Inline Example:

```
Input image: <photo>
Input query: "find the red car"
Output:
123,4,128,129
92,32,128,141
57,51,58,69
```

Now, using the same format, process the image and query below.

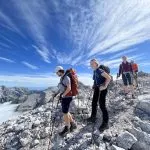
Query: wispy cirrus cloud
22,61,39,70
0,10,24,37
110,48,137,60
87,0,150,57
50,0,150,65
13,0,52,63
0,56,15,63
32,45,51,63
0,41,11,49
1,0,150,66
103,54,144,69
0,35,18,47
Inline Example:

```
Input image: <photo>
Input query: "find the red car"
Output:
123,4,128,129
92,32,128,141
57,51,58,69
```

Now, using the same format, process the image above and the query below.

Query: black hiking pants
91,87,109,124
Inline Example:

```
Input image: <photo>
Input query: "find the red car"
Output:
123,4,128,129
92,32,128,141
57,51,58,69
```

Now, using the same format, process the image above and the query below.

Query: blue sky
0,0,150,88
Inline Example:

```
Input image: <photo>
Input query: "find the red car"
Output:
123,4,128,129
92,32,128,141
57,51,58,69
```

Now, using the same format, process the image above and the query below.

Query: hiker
117,56,135,98
52,66,77,136
131,60,139,87
87,59,111,132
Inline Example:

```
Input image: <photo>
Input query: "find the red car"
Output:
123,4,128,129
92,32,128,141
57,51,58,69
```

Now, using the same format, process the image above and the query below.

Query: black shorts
61,97,72,114
122,73,133,86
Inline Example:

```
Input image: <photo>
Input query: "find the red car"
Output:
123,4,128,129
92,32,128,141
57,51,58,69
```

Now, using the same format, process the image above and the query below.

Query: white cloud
32,45,51,63
13,1,51,63
0,10,24,37
1,0,150,66
0,35,18,47
110,49,137,59
87,0,150,57
0,57,15,63
102,54,144,69
0,41,11,49
50,0,150,65
0,72,94,88
22,61,39,70
78,73,93,86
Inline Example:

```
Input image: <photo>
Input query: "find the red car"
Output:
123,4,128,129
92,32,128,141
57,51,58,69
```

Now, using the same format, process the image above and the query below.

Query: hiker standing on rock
87,59,111,132
117,56,135,98
53,66,78,136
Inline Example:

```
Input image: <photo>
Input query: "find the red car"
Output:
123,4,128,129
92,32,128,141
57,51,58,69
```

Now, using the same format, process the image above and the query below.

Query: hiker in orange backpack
52,66,78,136
131,60,139,87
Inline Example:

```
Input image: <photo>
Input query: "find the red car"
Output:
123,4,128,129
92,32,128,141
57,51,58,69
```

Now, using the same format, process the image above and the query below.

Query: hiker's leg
61,97,72,126
128,73,135,95
63,113,71,127
68,112,74,122
91,87,99,118
124,86,128,94
122,74,128,94
99,89,109,124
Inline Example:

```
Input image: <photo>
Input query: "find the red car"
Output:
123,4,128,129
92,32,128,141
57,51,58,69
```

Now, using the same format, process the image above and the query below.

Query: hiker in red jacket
117,56,135,98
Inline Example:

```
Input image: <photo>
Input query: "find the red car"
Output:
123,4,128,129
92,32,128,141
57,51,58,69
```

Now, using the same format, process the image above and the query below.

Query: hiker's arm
62,84,71,97
101,72,111,88
118,65,121,77
92,73,95,89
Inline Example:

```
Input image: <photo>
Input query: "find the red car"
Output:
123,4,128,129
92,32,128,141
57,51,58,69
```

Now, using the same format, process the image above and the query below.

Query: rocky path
0,76,150,150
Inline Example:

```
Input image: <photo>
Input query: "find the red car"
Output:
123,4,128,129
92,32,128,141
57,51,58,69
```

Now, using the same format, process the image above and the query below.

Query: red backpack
61,68,79,96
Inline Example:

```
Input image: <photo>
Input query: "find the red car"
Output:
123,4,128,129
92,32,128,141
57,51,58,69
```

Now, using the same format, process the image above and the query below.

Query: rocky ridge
0,76,150,150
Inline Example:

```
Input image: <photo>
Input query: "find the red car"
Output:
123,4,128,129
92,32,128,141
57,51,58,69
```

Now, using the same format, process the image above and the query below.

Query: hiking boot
99,122,109,132
87,117,96,123
124,93,128,97
70,122,77,132
132,94,136,99
59,126,70,136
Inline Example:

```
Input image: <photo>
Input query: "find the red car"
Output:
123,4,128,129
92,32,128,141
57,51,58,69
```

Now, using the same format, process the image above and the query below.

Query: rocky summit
0,75,150,150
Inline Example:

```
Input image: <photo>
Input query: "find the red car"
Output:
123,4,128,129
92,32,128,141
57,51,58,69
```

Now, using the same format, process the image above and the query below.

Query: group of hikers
52,56,139,137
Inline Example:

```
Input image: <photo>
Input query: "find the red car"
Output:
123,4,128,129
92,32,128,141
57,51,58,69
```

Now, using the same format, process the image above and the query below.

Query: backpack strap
60,72,70,87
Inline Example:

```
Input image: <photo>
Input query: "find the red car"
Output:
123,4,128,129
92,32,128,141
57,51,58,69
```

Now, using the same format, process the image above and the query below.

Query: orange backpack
61,68,79,96
132,63,138,72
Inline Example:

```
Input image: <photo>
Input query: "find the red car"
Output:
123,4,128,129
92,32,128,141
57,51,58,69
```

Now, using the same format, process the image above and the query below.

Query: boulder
127,127,150,146
135,99,150,116
133,117,150,134
111,145,125,150
116,131,137,149
19,138,30,147
131,141,150,150
31,139,40,147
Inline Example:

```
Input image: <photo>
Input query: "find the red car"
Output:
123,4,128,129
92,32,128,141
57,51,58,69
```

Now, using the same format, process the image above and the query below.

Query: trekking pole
136,74,141,95
115,74,119,97
136,81,141,95
85,89,93,122
47,95,61,150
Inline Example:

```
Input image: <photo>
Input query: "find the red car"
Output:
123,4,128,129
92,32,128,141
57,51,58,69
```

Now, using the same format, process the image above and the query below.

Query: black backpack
99,65,113,88
99,65,110,74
